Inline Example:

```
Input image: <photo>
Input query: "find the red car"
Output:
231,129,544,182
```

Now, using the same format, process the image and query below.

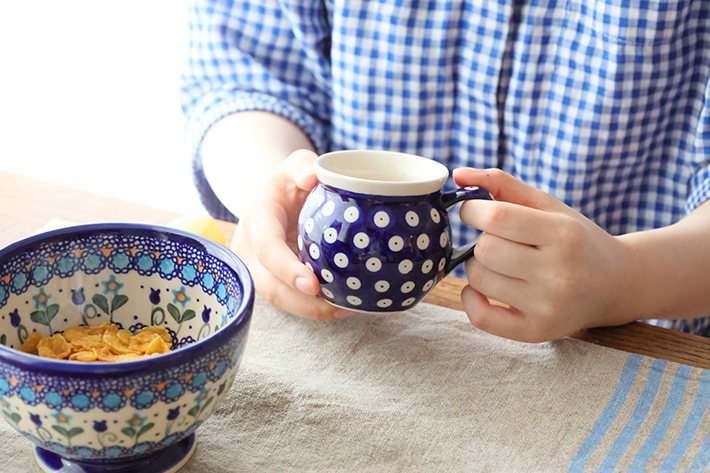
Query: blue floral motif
32,289,51,309
9,309,20,328
167,407,180,421
51,410,71,424
102,275,124,295
0,227,252,462
172,287,190,308
149,288,161,305
194,388,210,406
125,413,147,428
71,288,85,305
93,420,107,433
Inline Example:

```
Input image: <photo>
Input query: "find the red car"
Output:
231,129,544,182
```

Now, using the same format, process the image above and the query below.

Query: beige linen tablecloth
3,296,710,472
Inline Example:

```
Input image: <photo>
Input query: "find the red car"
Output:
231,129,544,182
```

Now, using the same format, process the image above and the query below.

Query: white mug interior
314,150,449,196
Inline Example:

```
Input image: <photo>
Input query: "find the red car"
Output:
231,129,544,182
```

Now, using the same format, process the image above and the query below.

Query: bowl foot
34,433,196,473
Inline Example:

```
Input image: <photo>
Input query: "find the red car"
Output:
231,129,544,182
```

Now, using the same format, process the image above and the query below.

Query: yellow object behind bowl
168,215,225,245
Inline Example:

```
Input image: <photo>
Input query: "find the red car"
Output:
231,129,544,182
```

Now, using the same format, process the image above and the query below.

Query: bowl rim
0,222,255,376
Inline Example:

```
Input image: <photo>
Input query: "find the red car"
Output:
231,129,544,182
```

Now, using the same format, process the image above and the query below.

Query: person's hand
231,149,357,321
453,168,638,342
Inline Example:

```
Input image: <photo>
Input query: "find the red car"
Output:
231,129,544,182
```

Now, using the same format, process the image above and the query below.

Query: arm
180,2,350,319
202,112,356,320
453,168,710,343
200,111,315,217
620,198,710,322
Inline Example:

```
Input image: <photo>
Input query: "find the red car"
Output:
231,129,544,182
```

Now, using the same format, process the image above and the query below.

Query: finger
461,286,556,343
461,285,544,342
281,149,319,191
234,227,356,321
453,168,568,213
472,232,539,280
247,200,320,294
460,199,558,247
252,255,355,321
464,257,527,311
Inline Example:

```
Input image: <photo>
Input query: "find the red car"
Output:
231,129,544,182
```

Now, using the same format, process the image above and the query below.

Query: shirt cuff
185,91,330,159
686,162,710,214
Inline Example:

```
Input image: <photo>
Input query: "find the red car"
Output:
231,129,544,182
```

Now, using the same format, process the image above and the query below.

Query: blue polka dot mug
297,150,492,313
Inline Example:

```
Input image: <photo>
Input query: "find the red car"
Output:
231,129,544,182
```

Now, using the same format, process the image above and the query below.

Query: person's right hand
231,149,357,321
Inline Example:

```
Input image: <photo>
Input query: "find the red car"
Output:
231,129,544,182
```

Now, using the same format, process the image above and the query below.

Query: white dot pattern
296,187,461,312
334,253,349,268
422,260,434,274
398,260,413,274
389,236,404,252
366,258,382,272
347,277,361,290
405,211,419,227
344,206,360,222
324,227,338,244
321,269,334,283
322,201,335,216
377,299,393,308
353,232,370,249
374,211,390,228
402,297,416,307
375,280,390,293
305,218,315,234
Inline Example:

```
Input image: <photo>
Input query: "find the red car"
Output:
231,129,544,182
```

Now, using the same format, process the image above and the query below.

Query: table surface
3,170,710,369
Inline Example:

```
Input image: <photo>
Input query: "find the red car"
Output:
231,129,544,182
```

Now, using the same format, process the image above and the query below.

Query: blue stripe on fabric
658,369,710,471
689,427,710,473
628,364,692,473
567,354,643,473
596,358,669,472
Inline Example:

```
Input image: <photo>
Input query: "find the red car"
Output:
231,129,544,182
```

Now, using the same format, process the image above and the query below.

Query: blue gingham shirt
180,0,710,335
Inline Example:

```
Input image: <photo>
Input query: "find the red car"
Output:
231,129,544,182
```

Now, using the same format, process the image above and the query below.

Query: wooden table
3,170,710,369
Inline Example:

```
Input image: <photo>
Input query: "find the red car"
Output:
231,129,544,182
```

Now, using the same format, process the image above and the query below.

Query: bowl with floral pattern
0,223,254,473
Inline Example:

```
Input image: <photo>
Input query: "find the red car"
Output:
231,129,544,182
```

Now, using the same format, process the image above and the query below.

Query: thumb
284,149,319,191
453,168,563,212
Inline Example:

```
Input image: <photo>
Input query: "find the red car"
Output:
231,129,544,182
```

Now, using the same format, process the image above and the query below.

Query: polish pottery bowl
0,224,254,473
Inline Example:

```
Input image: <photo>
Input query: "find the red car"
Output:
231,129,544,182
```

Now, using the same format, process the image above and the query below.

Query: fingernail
296,167,317,187
334,309,357,319
295,277,318,296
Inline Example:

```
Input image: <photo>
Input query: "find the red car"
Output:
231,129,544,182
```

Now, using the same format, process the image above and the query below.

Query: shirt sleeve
179,0,332,156
688,81,710,214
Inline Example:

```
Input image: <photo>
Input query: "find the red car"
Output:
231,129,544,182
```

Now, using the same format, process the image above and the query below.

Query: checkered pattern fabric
180,0,710,335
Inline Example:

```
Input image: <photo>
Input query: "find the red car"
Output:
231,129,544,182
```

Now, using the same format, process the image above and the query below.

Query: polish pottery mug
297,150,492,313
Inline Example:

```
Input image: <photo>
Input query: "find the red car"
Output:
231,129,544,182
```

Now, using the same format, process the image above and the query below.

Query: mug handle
440,186,493,275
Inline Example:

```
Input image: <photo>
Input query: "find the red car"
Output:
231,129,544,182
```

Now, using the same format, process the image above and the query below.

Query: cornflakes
18,322,172,361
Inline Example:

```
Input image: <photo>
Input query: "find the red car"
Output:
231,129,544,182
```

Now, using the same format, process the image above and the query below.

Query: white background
0,0,205,215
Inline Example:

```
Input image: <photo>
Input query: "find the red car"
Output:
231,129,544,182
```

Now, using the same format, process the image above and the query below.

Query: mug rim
314,150,449,196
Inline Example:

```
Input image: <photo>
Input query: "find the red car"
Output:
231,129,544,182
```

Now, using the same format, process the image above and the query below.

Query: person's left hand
453,168,638,343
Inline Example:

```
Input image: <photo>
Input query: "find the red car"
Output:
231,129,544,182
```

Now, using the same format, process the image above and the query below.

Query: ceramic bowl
0,223,254,473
